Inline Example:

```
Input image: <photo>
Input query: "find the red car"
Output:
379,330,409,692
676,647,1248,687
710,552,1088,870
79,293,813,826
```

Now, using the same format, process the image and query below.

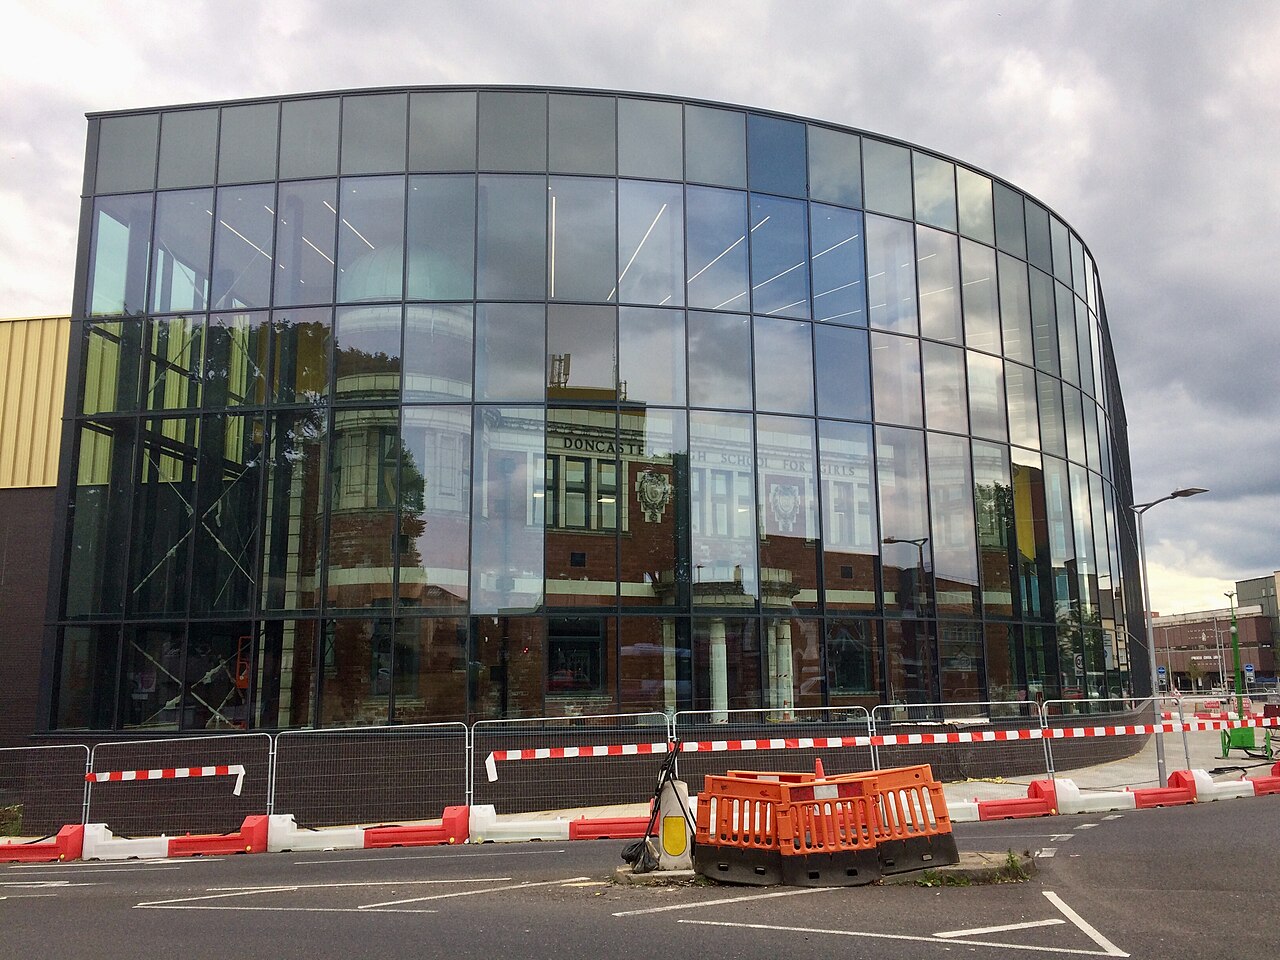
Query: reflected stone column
765,620,778,713
776,619,793,721
662,617,677,716
710,617,728,723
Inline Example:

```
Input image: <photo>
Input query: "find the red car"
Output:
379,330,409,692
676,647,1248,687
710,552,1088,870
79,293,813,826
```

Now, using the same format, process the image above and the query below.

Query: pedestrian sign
1157,665,1166,677
1244,663,1255,678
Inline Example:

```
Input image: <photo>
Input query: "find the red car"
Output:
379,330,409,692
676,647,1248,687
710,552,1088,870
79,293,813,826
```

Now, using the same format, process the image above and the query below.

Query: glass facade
49,88,1139,730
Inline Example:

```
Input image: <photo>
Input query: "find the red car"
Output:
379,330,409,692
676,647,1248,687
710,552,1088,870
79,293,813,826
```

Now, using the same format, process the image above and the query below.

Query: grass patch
0,804,22,837
995,849,1033,883
913,869,971,887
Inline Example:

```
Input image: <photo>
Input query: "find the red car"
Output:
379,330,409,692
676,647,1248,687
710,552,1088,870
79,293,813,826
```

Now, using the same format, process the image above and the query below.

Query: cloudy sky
3,0,1276,616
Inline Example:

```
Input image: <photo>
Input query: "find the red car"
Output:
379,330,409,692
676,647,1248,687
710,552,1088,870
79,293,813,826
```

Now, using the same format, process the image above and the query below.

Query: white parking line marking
0,881,98,888
937,918,1066,938
1039,847,1057,858
209,878,510,891
1044,891,1128,957
294,848,567,865
679,919,1122,956
562,881,610,887
358,876,590,909
1103,815,1123,821
613,887,835,917
6,867,180,876
1051,834,1075,842
140,887,300,907
139,904,440,914
1077,823,1098,830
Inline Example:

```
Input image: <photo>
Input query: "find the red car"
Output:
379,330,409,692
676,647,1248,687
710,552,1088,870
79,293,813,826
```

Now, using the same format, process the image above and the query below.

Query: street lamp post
1224,590,1244,717
1131,486,1208,787
882,536,929,612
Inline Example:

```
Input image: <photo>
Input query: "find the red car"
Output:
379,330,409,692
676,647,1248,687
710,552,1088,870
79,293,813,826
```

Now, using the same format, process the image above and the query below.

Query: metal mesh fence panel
1041,696,1186,779
673,707,874,795
272,723,467,827
87,734,272,835
0,745,90,836
473,712,671,814
870,701,1049,783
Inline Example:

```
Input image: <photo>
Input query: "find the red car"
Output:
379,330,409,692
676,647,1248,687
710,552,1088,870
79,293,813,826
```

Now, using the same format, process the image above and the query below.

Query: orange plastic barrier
978,780,1058,821
1128,784,1196,809
363,806,469,848
0,824,84,863
1249,761,1280,796
167,815,268,857
568,815,654,840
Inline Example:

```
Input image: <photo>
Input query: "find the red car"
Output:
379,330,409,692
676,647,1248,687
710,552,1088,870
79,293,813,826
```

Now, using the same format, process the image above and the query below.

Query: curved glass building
47,87,1143,732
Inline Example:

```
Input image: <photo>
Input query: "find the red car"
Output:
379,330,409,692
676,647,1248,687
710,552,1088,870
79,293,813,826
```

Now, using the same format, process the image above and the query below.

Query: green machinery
1219,593,1274,760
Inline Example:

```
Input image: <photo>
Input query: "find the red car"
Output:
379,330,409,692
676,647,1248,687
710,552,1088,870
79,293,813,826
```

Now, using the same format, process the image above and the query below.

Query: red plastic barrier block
1129,785,1195,809
568,816,655,840
168,815,268,857
364,807,469,848
1250,765,1280,797
1027,780,1058,810
0,824,84,863
1166,770,1198,796
977,796,1054,821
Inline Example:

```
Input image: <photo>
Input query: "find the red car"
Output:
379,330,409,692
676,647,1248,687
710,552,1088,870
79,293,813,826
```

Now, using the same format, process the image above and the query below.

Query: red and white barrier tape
483,716,1280,781
87,764,247,796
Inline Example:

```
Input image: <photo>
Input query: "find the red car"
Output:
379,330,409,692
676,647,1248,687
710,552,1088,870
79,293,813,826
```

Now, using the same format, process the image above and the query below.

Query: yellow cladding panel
0,316,71,488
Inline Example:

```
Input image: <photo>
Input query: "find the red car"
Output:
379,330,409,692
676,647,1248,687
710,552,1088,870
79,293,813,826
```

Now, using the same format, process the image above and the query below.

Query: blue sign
1157,665,1166,677
1244,663,1255,677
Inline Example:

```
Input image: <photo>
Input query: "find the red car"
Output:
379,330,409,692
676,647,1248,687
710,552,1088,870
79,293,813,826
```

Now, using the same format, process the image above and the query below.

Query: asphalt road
3,799,1277,959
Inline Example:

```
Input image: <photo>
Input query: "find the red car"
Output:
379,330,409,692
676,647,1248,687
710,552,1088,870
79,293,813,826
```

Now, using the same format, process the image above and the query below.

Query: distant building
1151,603,1276,692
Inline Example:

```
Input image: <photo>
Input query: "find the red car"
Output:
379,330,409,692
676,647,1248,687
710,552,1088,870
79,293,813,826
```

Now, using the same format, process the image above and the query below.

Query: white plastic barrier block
467,804,571,843
1053,778,1136,815
81,823,171,861
267,814,366,853
948,800,981,823
1188,769,1256,802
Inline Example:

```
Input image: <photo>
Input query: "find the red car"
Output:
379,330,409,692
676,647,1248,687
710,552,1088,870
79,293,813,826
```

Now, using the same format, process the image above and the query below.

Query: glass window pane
689,411,757,603
144,315,203,410
871,332,922,427
1050,215,1072,283
54,626,120,729
807,125,861,208
972,440,1016,618
274,179,337,307
827,619,881,706
212,184,275,310
1024,199,1053,274
1056,282,1080,385
318,617,393,725
1005,361,1040,450
64,422,132,616
336,176,405,303
814,325,870,421
470,406,545,613
916,226,961,343
685,186,748,311
618,179,684,306
279,98,340,180
404,303,473,402
261,407,327,611
341,93,407,175
938,621,982,701
866,215,917,334
120,625,183,730
876,426,930,614
993,182,1026,258
750,195,809,318
618,98,682,180
546,409,619,606
684,105,745,187
476,175,547,299
619,616,687,711
818,420,877,610
206,310,269,408
967,350,1006,441
390,617,468,721
756,415,818,605
469,616,545,718
1037,372,1067,458
809,203,865,325
88,193,153,317
998,253,1033,364
409,91,477,172
474,302,544,402
96,113,159,194
753,317,813,415
130,416,199,614
912,152,956,231
547,304,616,396
407,174,475,300
885,619,939,703
399,408,471,613
922,341,967,434
619,306,685,405
158,109,218,188
956,167,994,244
477,90,547,172
927,432,978,615
335,305,402,400
1030,267,1059,374
191,414,264,614
254,620,318,727
862,139,912,219
271,307,332,405
549,176,616,302
620,410,688,609
959,238,998,351
1075,298,1095,398
1062,386,1086,464
692,617,760,711
687,311,751,409
82,319,143,415
747,114,805,197
218,102,278,184
549,93,616,175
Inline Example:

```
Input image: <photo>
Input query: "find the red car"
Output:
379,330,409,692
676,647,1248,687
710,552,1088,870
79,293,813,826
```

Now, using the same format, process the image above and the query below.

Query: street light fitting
882,535,928,546
1131,487,1208,514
